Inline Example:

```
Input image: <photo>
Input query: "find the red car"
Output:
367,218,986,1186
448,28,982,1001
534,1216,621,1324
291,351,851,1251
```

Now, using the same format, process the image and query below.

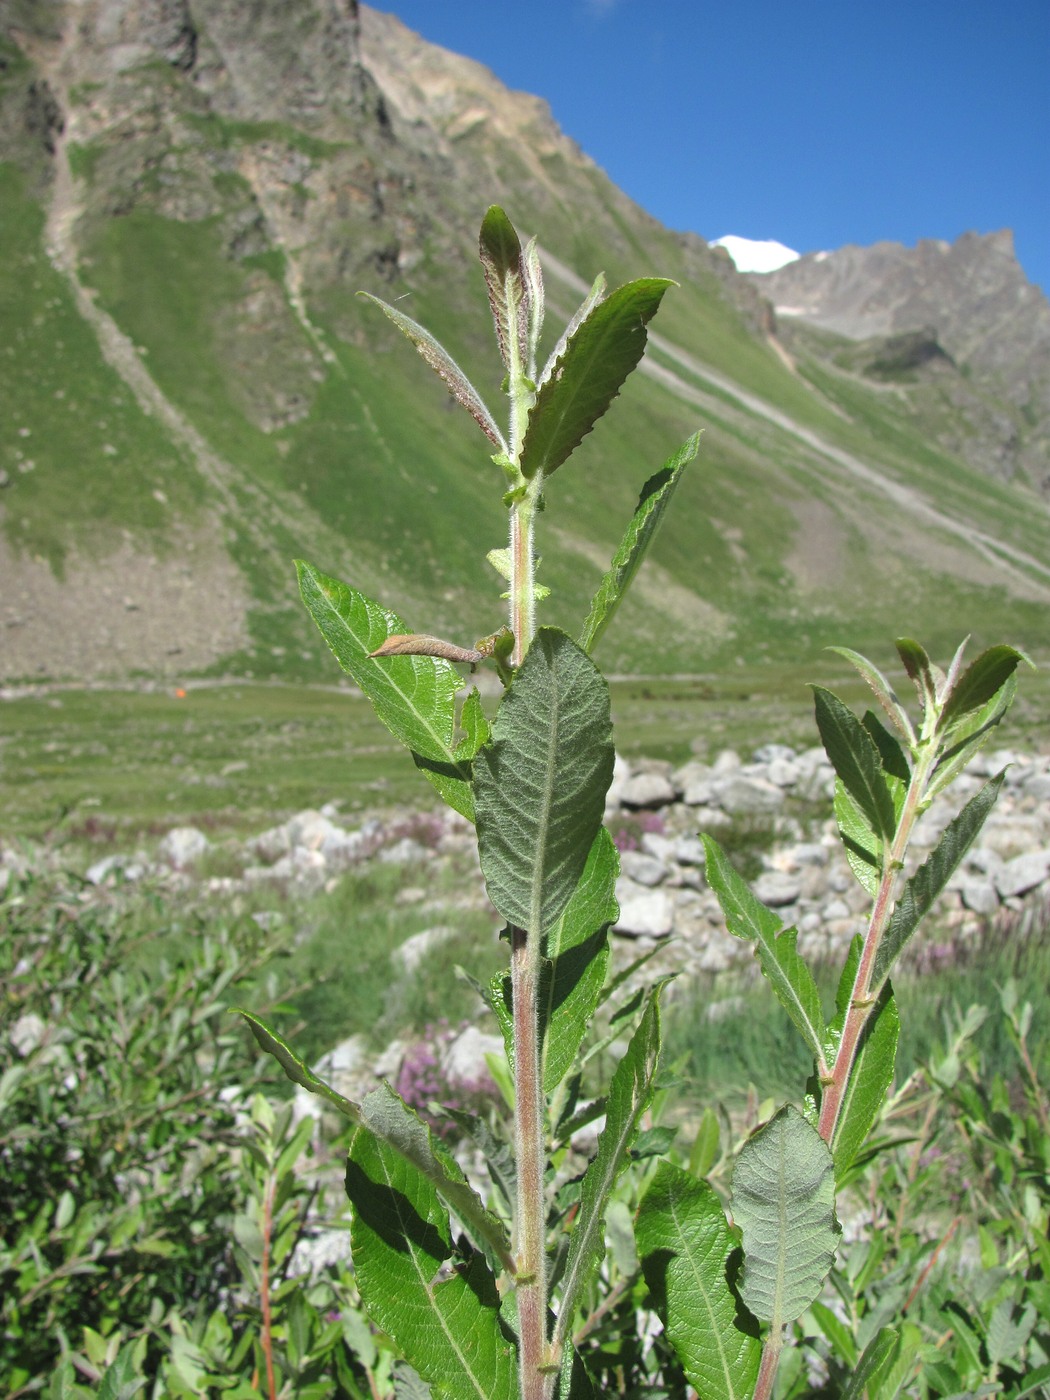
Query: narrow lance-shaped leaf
359,1086,513,1268
840,1327,901,1400
456,687,490,762
895,637,938,715
552,988,663,1358
872,772,1006,990
701,836,827,1067
479,205,528,370
812,686,897,841
579,432,700,654
825,645,915,745
297,561,475,821
358,292,507,453
637,1162,761,1399
522,236,545,377
829,983,900,1183
538,271,606,387
732,1105,840,1329
239,1010,362,1120
474,628,614,936
519,278,674,480
861,710,911,785
937,644,1029,736
240,1016,513,1267
809,1300,858,1369
346,1120,517,1400
833,782,882,898
928,672,1016,798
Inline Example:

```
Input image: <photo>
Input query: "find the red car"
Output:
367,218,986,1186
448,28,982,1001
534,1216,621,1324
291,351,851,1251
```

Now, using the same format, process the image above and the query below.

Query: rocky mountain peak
749,230,1050,492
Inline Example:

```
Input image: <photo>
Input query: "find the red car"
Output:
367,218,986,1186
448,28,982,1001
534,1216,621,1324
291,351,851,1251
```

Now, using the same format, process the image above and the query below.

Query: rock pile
16,740,1035,972
4,741,1047,983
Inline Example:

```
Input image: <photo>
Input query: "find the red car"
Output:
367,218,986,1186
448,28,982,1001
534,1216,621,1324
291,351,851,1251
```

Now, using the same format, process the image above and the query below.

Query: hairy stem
511,923,551,1400
509,496,536,668
752,1327,783,1400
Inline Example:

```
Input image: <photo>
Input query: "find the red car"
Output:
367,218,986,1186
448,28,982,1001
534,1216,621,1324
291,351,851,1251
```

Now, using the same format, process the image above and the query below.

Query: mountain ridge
747,229,1050,492
1,0,1048,685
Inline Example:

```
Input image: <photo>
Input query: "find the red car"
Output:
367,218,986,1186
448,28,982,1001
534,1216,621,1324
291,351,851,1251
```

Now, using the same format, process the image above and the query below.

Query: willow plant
241,207,1026,1400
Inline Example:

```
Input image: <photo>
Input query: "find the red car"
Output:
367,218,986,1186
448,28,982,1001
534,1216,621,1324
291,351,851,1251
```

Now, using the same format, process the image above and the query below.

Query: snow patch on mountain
713,235,801,274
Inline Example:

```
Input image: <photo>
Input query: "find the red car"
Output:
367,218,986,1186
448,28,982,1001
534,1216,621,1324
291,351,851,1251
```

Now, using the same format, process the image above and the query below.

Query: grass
662,907,1050,1108
0,667,871,844
269,859,505,1067
0,167,205,570
0,683,418,842
3,656,1047,844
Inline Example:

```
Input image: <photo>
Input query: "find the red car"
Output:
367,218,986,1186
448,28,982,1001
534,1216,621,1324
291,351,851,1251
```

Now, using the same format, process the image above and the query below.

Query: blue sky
370,1,1050,294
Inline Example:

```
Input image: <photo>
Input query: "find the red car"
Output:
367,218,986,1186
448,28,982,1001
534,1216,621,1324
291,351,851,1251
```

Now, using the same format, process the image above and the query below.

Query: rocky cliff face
750,232,1050,492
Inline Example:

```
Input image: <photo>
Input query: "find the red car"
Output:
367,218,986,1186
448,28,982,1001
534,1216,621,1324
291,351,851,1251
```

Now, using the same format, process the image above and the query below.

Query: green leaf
872,773,1005,990
809,1299,858,1368
358,292,506,451
938,644,1029,736
840,1326,900,1400
928,673,1015,798
895,637,938,713
245,1016,512,1267
833,781,882,898
986,1299,1037,1365
579,433,700,654
479,205,527,371
701,836,827,1065
519,278,674,480
346,1123,517,1400
239,1010,362,1120
689,1106,721,1179
538,272,607,387
439,1107,516,1215
522,237,545,373
554,988,663,1352
825,646,914,744
44,1364,84,1400
474,629,614,936
637,1162,761,1399
732,1105,840,1328
359,1086,513,1269
96,1348,147,1400
297,561,475,820
861,711,911,785
455,687,490,761
540,826,619,1093
830,984,900,1182
812,687,897,841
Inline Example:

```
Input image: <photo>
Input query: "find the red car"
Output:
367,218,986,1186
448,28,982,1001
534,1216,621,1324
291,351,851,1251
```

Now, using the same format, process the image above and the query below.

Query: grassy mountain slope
2,1,1048,686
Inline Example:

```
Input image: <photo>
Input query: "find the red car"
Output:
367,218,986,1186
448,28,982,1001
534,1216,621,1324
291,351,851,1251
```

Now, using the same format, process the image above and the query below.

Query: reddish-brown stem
510,924,551,1400
818,756,933,1145
903,1216,959,1313
752,1328,783,1400
260,1174,278,1400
